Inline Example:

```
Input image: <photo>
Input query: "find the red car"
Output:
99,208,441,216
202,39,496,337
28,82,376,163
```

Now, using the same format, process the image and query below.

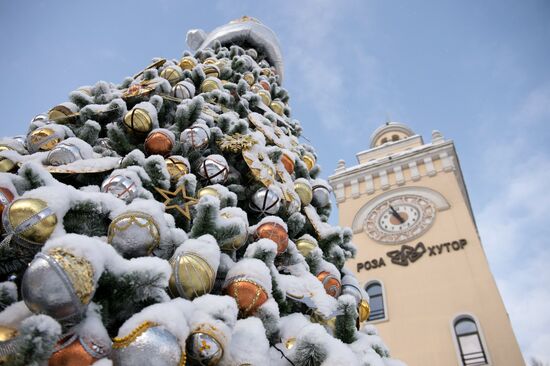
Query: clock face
365,194,436,244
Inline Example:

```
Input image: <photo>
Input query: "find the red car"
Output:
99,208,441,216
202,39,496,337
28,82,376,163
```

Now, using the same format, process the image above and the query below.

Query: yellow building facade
328,122,524,366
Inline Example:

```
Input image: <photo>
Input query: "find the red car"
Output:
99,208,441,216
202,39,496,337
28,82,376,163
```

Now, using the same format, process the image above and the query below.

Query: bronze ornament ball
144,129,174,157
255,221,289,255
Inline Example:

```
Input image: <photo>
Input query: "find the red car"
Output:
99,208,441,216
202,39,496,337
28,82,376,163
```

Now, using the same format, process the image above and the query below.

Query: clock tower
328,122,524,366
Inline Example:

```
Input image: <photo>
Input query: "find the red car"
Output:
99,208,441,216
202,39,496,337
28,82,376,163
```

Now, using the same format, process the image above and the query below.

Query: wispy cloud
476,83,550,362
278,0,388,136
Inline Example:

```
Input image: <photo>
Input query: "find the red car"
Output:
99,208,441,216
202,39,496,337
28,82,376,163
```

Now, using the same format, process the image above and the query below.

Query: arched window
365,281,386,321
380,137,388,145
392,134,399,141
453,315,488,365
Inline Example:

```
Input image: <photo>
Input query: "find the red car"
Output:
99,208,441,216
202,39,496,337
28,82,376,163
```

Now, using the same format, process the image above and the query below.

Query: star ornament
154,185,197,220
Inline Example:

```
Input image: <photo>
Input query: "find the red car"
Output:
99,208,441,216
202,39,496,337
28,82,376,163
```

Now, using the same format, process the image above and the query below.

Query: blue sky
1,0,549,362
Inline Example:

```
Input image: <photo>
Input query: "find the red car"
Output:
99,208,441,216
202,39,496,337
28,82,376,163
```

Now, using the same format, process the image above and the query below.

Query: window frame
364,279,389,323
450,313,491,366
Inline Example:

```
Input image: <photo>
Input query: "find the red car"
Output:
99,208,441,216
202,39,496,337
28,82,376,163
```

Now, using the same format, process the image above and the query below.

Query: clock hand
389,205,405,224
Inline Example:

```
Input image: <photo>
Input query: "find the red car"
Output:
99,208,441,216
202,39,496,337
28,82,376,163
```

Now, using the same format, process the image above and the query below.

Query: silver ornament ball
21,253,92,323
111,325,183,366
101,175,138,203
249,187,281,216
199,155,229,184
180,125,210,150
108,212,161,258
30,113,50,124
46,142,83,166
186,332,223,366
312,185,331,208
172,80,196,100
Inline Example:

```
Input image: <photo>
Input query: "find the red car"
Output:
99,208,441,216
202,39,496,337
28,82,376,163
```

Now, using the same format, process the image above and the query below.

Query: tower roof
369,122,415,148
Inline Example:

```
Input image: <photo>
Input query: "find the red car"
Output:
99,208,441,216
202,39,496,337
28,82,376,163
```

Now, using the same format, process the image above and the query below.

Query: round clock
364,194,436,244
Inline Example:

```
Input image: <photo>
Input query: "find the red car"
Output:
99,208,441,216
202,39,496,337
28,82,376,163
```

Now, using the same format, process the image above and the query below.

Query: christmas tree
0,17,405,366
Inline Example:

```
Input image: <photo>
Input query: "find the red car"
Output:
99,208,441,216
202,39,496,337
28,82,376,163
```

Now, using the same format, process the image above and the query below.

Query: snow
20,313,62,339
92,359,113,366
0,137,27,154
192,295,238,329
289,322,358,366
244,238,278,260
229,317,271,365
76,303,111,349
0,174,17,196
0,281,17,302
47,156,121,173
0,301,33,327
351,331,391,361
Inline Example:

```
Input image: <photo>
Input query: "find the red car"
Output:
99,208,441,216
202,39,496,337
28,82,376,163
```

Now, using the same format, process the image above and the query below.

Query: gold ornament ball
5,198,57,245
169,252,215,300
250,84,261,94
144,130,174,157
160,66,182,86
218,211,248,251
48,104,77,124
358,299,371,323
179,56,197,70
280,153,295,174
255,222,288,255
197,186,221,200
284,338,296,350
0,325,17,341
0,146,15,172
28,127,61,152
257,89,271,106
294,181,313,206
270,100,285,116
225,279,268,316
201,77,223,93
0,325,17,363
260,68,273,77
165,156,190,184
243,72,255,85
202,64,220,78
202,57,218,65
123,108,153,135
295,237,318,257
302,153,316,171
316,271,341,298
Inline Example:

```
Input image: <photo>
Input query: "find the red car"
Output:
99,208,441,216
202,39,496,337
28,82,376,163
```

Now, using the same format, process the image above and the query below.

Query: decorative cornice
328,140,455,188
